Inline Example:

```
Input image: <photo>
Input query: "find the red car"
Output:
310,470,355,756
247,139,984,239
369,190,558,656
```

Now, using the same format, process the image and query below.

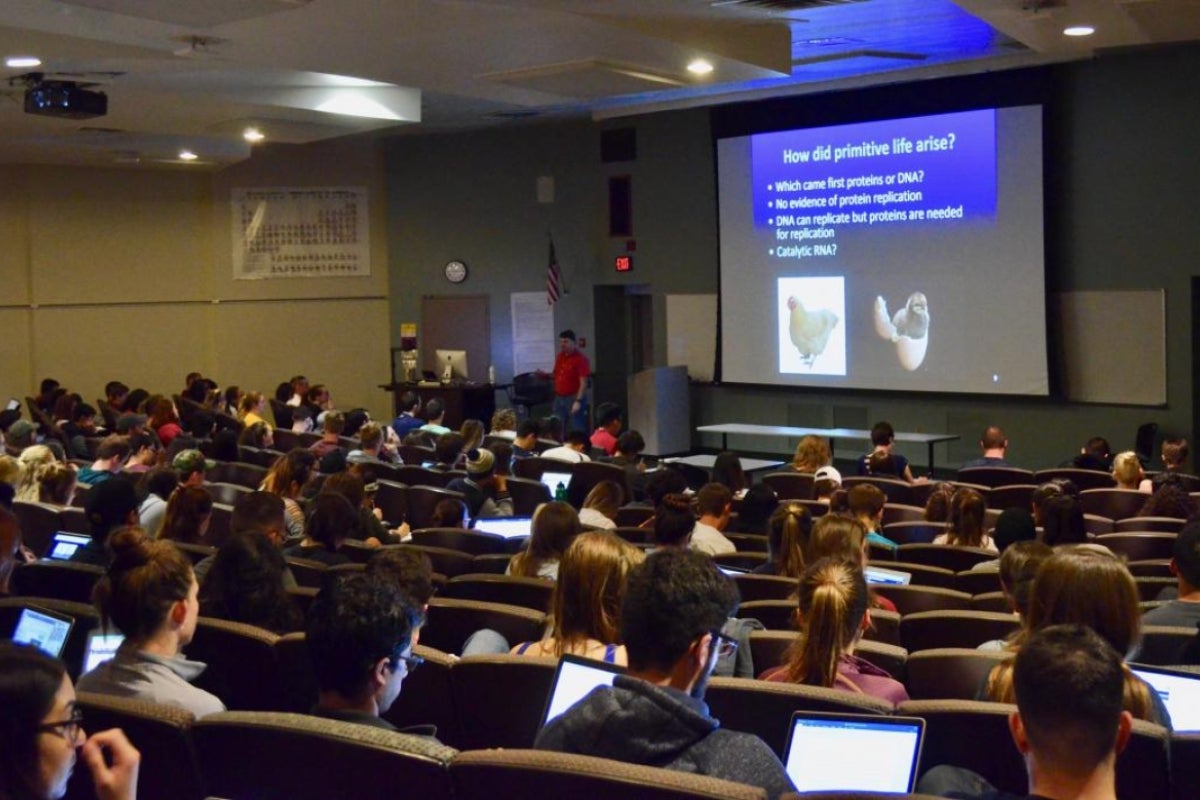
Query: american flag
547,239,563,305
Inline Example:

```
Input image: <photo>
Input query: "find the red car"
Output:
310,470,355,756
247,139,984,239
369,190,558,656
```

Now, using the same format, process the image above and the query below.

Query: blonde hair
782,558,868,688
548,531,645,656
0,455,21,488
767,502,813,578
582,480,624,521
792,435,831,473
37,463,77,506
14,445,57,503
1112,451,1142,489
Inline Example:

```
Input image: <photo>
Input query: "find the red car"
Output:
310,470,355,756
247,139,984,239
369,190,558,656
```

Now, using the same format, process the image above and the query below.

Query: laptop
1131,664,1200,732
539,653,625,729
540,471,573,497
718,564,750,576
472,516,533,539
82,630,125,673
783,711,925,793
11,605,74,658
44,531,91,561
865,565,913,586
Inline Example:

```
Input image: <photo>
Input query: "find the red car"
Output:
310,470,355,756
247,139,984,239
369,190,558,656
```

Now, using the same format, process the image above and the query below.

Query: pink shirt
590,427,618,456
759,654,909,706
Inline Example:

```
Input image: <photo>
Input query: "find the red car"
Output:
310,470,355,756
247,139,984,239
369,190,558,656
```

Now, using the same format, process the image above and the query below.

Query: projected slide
718,106,1048,396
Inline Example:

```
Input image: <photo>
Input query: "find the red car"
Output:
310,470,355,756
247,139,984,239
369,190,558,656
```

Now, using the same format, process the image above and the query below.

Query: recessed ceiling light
243,127,265,143
179,150,198,161
5,56,42,68
1063,25,1095,37
687,59,714,76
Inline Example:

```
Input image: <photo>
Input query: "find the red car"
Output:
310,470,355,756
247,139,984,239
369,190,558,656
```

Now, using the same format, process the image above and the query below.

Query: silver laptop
82,630,125,673
783,710,925,793
1131,664,1200,732
472,516,533,539
865,565,912,586
44,531,91,561
11,605,74,658
539,653,625,729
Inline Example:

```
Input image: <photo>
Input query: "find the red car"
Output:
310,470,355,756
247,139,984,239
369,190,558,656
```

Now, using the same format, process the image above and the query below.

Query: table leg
928,442,936,474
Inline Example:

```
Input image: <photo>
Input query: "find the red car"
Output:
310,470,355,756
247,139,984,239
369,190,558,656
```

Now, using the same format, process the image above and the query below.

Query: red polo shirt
553,350,590,397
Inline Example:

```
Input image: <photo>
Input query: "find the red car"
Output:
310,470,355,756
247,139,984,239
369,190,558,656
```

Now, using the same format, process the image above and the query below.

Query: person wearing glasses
0,642,140,800
305,572,435,739
535,549,795,799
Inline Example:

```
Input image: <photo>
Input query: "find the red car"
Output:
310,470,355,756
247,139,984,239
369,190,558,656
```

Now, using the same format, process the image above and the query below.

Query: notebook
11,606,74,658
473,516,533,539
540,471,573,497
783,711,925,793
539,653,625,729
865,565,912,585
82,630,125,673
44,531,91,561
1131,664,1200,732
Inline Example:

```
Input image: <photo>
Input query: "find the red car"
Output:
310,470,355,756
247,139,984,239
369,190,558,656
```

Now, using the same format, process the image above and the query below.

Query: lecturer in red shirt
552,329,590,434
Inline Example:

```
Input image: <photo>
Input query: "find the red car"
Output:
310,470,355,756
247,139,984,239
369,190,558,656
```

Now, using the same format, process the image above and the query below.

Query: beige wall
0,136,393,422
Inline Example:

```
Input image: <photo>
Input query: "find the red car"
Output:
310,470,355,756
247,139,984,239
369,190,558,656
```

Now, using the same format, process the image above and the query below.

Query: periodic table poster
232,187,369,279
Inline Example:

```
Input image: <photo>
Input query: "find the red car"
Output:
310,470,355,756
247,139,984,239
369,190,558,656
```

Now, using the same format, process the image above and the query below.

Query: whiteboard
1053,290,1165,406
666,293,717,382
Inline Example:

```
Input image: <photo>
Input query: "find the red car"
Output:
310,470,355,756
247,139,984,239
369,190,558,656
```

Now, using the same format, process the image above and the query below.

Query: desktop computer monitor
435,349,469,382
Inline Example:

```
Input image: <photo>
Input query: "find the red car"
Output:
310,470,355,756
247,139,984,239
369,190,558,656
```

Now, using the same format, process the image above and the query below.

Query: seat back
511,456,573,483
855,639,909,682
985,484,1037,510
880,504,927,525
11,560,105,604
11,500,63,556
1172,733,1200,800
713,551,769,571
398,544,476,578
864,608,902,647
441,574,554,612
374,479,408,526
407,486,468,529
285,556,329,589
421,597,547,655
904,648,1008,700
881,521,947,545
726,533,769,553
1079,488,1152,520
205,481,251,506
899,610,1020,652
382,644,462,747
1033,468,1117,490
412,528,511,555
187,617,281,710
72,692,202,800
898,699,1025,793
706,677,893,758
448,654,557,749
895,544,995,572
736,600,797,631
1094,533,1177,562
507,476,552,515
760,472,815,500
173,541,216,565
471,553,513,574
868,584,973,616
59,506,89,534
568,461,634,507
1137,625,1197,666
954,569,1002,596
1115,516,1186,533
732,573,796,602
747,630,795,674
192,711,457,800
206,461,269,490
843,476,914,505
880,562,956,590
615,505,654,527
448,749,766,800
955,467,1035,488
970,591,1011,613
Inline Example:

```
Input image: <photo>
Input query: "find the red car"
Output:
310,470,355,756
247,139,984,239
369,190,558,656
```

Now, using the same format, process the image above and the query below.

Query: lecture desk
695,423,959,473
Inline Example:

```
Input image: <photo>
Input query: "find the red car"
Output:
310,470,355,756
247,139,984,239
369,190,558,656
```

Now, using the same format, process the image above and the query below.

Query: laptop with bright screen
45,531,91,561
540,471,573,496
865,565,912,586
539,653,625,730
472,516,533,539
784,711,924,793
11,606,74,658
1131,665,1200,732
83,630,125,673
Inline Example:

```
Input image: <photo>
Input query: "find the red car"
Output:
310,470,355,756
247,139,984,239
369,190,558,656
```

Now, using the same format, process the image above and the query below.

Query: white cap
814,465,842,485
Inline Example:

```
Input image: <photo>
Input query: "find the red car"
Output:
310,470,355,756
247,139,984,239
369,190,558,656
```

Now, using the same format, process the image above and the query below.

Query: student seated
535,549,795,799
282,494,358,567
759,558,909,705
752,501,813,577
199,532,303,634
0,642,140,800
507,501,581,580
932,488,997,552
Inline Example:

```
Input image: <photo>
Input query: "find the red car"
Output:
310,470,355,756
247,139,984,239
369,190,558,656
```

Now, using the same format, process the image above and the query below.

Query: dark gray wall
385,45,1200,471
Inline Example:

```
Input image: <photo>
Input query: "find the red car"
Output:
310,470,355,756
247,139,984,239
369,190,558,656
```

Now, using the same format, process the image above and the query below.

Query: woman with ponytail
760,557,908,704
933,487,996,551
76,528,225,717
753,501,812,577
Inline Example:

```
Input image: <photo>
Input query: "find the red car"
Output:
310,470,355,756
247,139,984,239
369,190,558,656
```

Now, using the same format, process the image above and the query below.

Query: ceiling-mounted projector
24,80,108,119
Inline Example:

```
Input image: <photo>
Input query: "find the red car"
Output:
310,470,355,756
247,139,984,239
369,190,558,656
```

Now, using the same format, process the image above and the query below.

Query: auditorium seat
955,467,1034,488
881,521,947,545
407,487,468,529
726,532,769,553
206,461,268,490
284,556,328,589
398,445,436,467
865,609,902,647
337,539,376,564
420,598,547,655
1094,533,1177,562
903,648,1008,700
192,711,457,800
11,500,63,557
897,699,1026,794
868,585,973,616
761,472,815,500
512,456,574,483
470,553,514,574
399,544,476,578
713,551,769,571
954,569,1002,596
1136,625,1197,666
507,476,552,515
1084,513,1116,535
71,692,202,800
614,526,652,545
1171,733,1200,800
895,544,995,572
615,505,654,527
374,479,408,526
187,617,282,711
737,600,797,631
843,476,913,505
1126,560,1172,578
969,592,1011,613
59,506,89,534
394,465,447,487
205,481,251,506
411,528,511,556
855,639,909,682
11,560,105,604
878,562,956,590
440,574,554,612
1114,516,1186,533
208,502,233,546
880,504,927,525
448,749,766,800
899,610,1020,652
1033,468,1116,491
1135,577,1176,602
706,677,893,758
732,573,796,602
382,644,461,748
173,541,216,565
1079,488,1153,521
985,484,1037,511
448,654,558,749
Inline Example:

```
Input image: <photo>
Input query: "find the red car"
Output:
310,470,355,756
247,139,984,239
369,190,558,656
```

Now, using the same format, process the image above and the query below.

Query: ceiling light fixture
1063,25,1095,37
316,93,403,120
687,59,714,76
179,150,198,161
243,127,265,143
5,56,42,68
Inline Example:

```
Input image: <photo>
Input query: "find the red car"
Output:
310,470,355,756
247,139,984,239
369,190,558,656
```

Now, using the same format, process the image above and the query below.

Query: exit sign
615,255,633,272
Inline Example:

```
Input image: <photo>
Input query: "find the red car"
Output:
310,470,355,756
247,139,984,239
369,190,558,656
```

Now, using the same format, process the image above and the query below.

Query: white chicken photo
873,291,930,371
777,277,847,375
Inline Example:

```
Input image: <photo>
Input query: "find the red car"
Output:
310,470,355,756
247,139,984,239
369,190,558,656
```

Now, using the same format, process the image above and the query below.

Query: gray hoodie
534,675,795,799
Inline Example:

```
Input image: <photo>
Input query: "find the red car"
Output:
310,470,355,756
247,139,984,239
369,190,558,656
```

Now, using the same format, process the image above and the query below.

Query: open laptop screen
784,711,924,793
1131,665,1200,732
83,630,125,673
11,606,74,658
540,471,573,497
864,565,912,586
540,653,625,730
45,531,91,561
472,516,533,539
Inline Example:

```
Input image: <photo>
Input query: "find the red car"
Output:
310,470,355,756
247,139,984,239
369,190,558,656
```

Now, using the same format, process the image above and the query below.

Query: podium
628,366,690,456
